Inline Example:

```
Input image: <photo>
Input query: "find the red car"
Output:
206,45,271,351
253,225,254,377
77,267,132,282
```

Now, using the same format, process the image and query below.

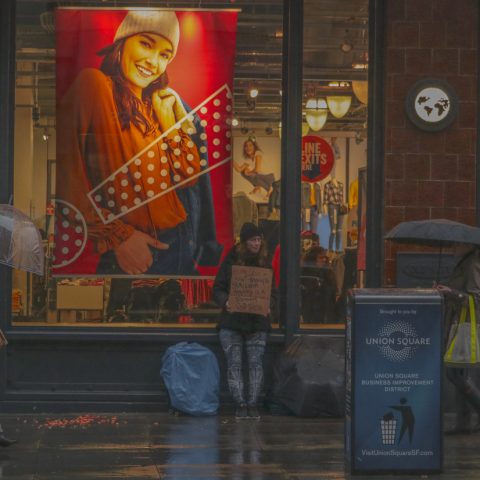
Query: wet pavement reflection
0,411,475,479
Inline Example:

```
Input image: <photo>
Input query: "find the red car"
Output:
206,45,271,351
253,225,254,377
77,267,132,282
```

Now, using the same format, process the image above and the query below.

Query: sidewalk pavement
0,411,475,479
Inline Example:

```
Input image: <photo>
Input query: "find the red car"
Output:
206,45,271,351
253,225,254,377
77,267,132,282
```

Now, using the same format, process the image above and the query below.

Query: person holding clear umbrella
436,242,480,434
0,204,43,447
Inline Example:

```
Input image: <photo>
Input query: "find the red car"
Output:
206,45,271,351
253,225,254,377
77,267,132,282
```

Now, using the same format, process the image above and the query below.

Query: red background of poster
55,9,237,276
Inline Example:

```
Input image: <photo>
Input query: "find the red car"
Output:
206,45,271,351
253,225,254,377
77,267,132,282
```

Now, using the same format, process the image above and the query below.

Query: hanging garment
301,182,322,209
232,192,258,240
180,279,214,309
348,179,359,209
323,179,344,207
268,180,281,213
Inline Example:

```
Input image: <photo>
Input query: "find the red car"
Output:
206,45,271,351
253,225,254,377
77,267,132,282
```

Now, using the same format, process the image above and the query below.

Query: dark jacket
448,248,480,297
444,247,480,344
213,247,275,334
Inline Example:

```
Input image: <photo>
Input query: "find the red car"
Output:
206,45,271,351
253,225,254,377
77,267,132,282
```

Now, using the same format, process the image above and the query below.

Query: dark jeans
219,329,267,407
100,222,196,319
97,222,196,276
327,204,344,252
447,367,480,427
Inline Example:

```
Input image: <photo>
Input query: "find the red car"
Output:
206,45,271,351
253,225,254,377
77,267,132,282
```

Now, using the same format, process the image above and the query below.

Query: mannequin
301,181,322,232
323,176,344,253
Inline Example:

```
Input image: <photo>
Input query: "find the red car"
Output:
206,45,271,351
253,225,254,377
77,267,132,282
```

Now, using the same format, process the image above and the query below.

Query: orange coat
56,68,201,254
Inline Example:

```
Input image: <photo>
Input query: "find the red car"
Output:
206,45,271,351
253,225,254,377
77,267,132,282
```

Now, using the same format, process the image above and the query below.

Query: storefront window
299,0,368,329
12,1,283,328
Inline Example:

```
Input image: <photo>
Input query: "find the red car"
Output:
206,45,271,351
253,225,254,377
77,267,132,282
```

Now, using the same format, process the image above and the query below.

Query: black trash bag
271,335,345,417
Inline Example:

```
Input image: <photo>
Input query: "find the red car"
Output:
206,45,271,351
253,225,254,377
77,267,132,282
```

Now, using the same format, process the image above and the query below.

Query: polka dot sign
87,84,233,225
51,199,88,269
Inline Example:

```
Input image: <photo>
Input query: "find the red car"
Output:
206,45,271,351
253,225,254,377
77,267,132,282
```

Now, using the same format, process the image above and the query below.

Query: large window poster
53,9,238,277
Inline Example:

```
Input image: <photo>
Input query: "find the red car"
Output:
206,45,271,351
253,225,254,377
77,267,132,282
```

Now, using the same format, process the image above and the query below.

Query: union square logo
365,321,431,362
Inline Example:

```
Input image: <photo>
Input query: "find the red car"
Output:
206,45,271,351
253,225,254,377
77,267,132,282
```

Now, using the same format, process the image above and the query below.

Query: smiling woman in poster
56,10,219,275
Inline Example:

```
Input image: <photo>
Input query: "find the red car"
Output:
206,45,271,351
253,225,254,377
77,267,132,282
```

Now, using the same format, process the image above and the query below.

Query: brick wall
384,0,478,284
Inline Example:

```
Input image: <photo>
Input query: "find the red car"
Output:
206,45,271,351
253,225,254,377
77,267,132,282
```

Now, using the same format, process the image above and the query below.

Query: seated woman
233,137,275,200
213,222,276,420
300,246,338,324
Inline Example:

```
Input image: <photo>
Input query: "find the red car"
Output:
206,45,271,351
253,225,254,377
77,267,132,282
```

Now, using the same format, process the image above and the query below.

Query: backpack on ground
160,342,220,416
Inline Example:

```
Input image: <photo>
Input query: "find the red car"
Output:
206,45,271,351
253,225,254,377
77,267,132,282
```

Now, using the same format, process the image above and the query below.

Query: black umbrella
385,219,480,246
271,336,345,417
385,219,480,284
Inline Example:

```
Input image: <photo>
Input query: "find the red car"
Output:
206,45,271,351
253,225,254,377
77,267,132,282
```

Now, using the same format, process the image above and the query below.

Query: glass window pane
13,1,283,328
300,0,369,330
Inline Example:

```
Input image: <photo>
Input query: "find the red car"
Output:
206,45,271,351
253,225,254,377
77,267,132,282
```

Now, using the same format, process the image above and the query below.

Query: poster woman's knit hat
240,222,262,243
114,10,180,59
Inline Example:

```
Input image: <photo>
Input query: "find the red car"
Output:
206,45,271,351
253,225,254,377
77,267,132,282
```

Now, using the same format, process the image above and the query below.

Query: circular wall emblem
405,78,458,132
301,135,334,182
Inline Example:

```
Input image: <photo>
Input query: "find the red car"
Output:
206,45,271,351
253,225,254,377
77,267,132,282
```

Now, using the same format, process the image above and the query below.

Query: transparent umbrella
0,205,44,276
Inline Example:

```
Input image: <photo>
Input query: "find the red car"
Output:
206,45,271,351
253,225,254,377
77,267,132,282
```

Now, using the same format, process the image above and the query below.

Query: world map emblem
405,78,458,132
414,87,450,123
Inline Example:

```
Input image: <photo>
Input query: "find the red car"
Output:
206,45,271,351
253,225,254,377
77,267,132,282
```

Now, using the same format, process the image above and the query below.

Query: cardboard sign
228,266,273,316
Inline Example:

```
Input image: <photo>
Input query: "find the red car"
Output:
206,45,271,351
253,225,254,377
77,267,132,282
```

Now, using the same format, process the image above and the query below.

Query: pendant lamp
352,80,368,105
305,98,328,131
301,121,310,136
326,95,352,119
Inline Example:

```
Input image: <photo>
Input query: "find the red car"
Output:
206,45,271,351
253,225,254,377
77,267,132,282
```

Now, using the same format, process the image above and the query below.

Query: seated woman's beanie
240,222,261,243
114,10,180,59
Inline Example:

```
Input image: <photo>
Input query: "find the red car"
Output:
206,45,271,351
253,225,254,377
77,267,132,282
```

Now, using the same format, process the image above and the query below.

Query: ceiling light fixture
352,81,368,105
326,81,352,119
305,98,328,131
352,63,368,70
248,86,259,98
326,96,352,119
352,52,368,71
340,29,354,53
301,121,310,137
340,41,353,53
